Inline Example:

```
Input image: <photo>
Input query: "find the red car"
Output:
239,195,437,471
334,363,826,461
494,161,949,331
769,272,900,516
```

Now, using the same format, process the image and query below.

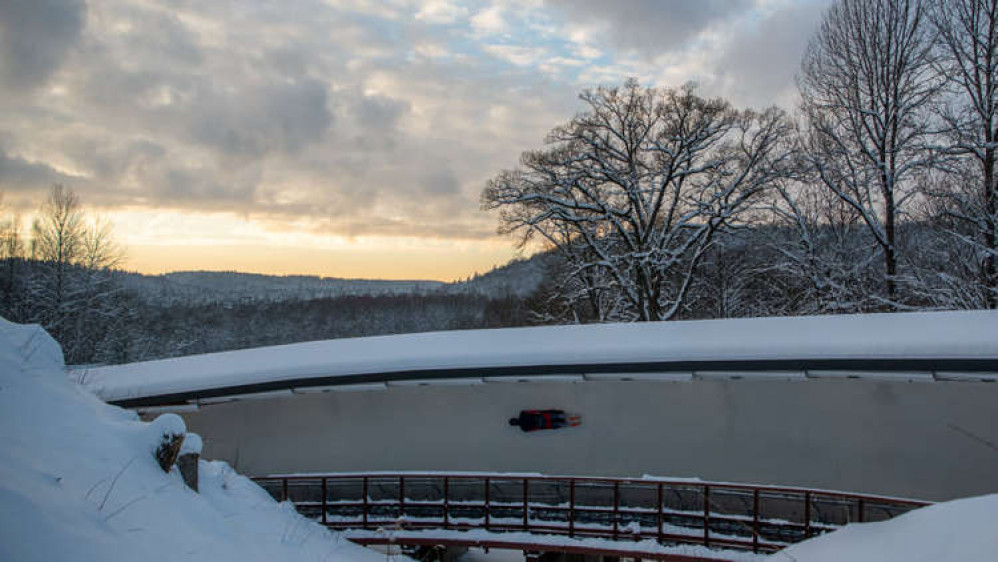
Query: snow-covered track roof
74,311,998,408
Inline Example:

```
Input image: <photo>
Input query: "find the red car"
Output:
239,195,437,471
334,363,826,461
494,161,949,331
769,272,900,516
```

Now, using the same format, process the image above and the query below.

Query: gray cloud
152,163,262,208
0,0,86,92
353,93,409,132
715,1,829,108
0,148,80,193
56,135,166,194
417,168,460,195
185,78,333,158
106,4,203,67
544,0,754,54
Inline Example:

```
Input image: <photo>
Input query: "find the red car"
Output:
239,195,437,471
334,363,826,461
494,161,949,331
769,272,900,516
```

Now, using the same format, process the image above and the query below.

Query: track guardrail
253,472,931,556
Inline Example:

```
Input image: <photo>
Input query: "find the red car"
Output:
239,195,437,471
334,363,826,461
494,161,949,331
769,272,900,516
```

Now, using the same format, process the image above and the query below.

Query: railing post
752,489,760,553
484,477,491,530
443,477,450,529
703,485,710,548
804,491,812,539
282,478,289,503
858,498,865,523
656,483,664,544
569,479,576,538
399,476,406,520
523,478,530,531
321,477,328,526
612,481,620,540
362,477,369,528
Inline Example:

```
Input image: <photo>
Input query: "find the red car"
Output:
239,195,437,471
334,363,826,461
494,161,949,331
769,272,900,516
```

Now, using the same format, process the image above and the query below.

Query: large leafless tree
798,0,940,304
483,81,789,322
928,0,998,307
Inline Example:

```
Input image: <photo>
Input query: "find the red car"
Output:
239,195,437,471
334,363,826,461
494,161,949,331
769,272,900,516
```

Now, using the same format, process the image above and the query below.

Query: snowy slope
774,494,998,561
0,318,385,562
77,310,998,404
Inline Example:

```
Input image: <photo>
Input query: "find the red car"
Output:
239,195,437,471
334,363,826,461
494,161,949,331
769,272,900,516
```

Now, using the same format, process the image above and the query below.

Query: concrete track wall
180,378,998,501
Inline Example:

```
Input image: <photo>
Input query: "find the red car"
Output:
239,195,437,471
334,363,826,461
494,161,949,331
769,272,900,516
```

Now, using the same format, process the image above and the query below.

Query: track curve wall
79,312,998,502
178,376,998,502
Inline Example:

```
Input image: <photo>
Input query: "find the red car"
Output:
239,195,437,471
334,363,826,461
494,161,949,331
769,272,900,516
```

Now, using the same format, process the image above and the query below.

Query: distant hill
448,252,554,298
116,253,550,306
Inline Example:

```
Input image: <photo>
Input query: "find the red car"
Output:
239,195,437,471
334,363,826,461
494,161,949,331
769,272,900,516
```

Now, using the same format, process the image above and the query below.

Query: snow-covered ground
3,316,997,561
774,493,998,561
0,318,384,562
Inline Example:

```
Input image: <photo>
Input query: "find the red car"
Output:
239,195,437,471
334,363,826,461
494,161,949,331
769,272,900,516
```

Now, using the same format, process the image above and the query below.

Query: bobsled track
74,311,998,559
77,311,998,507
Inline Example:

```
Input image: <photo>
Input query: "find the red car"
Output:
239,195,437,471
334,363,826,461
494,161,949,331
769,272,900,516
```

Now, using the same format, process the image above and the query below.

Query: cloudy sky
0,0,828,280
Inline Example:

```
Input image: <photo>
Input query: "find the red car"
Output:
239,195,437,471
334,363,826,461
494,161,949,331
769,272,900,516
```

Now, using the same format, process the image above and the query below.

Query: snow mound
0,317,383,562
0,317,64,374
774,494,998,561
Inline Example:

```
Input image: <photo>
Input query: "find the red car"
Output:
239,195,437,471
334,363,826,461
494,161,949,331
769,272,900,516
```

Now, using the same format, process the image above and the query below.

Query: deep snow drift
0,318,383,562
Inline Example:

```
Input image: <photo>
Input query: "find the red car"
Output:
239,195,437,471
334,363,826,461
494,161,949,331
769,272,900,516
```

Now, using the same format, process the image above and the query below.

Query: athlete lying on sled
508,409,581,432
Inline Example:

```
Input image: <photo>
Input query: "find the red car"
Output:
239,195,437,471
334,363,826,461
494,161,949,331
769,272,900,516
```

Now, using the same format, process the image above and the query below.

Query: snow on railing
252,472,931,556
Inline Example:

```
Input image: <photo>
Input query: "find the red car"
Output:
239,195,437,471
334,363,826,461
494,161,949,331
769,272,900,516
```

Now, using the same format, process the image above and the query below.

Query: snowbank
0,319,63,373
76,310,998,404
0,317,384,562
773,494,998,561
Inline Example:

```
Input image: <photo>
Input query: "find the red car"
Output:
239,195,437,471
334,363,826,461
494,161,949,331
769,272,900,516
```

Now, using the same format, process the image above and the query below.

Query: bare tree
799,0,940,304
0,193,25,317
30,185,86,328
27,185,126,363
483,81,790,322
765,172,886,313
0,193,22,261
928,0,998,307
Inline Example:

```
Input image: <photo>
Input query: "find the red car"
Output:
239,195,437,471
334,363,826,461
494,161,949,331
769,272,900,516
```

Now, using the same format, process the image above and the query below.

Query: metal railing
253,473,931,555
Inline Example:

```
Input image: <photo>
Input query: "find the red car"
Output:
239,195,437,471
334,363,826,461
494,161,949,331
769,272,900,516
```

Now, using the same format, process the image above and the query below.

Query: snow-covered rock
0,317,384,562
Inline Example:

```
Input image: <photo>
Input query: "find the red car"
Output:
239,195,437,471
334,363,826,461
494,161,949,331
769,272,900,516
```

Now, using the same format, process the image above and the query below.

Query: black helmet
508,417,520,426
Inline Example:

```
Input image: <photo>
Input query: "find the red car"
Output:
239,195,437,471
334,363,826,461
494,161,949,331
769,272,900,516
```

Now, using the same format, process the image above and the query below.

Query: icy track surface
0,317,385,562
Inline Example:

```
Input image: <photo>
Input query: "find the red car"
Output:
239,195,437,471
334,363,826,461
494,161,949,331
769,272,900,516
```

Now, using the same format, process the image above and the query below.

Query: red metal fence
253,473,931,556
